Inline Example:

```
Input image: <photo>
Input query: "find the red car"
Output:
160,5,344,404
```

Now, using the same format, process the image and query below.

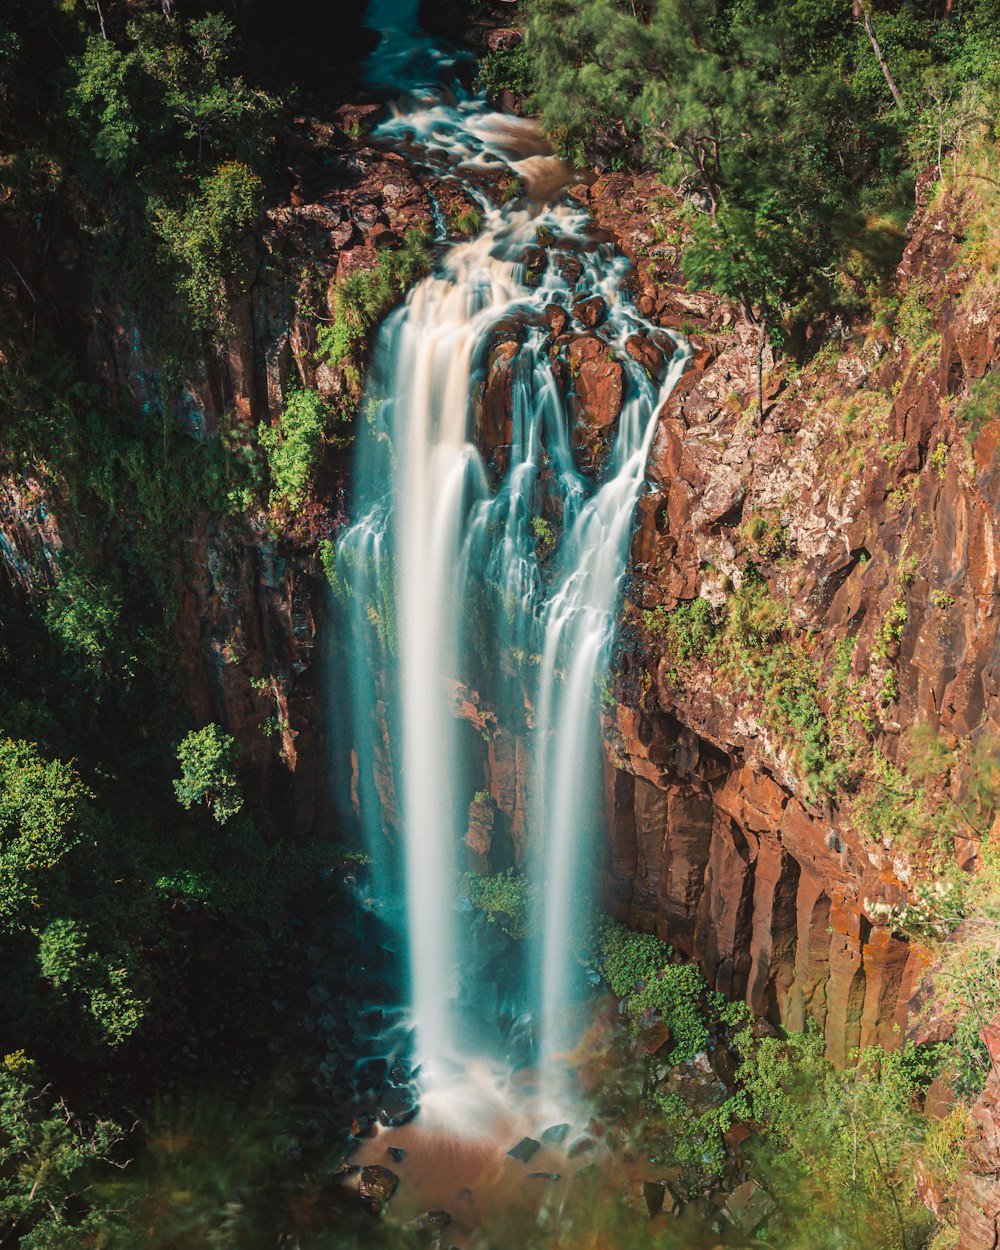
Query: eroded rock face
460,172,1000,1094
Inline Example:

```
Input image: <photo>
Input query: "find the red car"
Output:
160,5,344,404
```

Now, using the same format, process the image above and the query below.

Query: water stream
336,0,690,1115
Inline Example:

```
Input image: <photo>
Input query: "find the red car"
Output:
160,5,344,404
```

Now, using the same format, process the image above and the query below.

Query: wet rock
643,1181,665,1216
556,255,584,287
573,295,607,328
416,1210,452,1232
722,1181,776,1233
377,1084,419,1127
545,304,568,338
389,1058,411,1085
540,1123,570,1144
486,27,523,51
626,333,667,378
567,1136,595,1158
566,336,623,431
369,225,399,249
508,1137,541,1162
359,1165,398,1207
528,1171,562,1181
387,1146,407,1163
480,339,520,452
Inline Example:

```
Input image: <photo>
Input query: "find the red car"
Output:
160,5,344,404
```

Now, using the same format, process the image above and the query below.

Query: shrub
0,739,93,931
154,160,265,330
259,389,334,508
317,232,432,373
463,869,536,940
173,724,243,825
37,918,146,1045
476,43,532,101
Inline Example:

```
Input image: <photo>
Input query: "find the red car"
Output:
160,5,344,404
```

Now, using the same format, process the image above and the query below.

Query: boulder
508,1137,541,1162
566,336,623,431
722,1180,776,1233
359,1165,399,1207
573,295,607,328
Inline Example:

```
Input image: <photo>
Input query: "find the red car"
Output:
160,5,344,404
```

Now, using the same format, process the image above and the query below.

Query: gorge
4,0,1000,1247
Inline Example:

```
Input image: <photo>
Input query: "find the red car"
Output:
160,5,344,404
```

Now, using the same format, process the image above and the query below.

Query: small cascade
336,3,690,1099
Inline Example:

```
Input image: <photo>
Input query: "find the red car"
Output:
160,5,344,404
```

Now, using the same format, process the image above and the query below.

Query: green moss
462,869,536,940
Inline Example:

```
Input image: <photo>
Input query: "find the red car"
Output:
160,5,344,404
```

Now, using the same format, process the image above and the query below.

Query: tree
853,0,904,107
0,739,93,932
173,724,243,825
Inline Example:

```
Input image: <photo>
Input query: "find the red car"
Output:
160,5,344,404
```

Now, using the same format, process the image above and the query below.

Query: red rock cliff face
466,170,1000,1075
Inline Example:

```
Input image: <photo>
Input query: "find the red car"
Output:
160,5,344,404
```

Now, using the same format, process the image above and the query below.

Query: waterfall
337,5,690,1096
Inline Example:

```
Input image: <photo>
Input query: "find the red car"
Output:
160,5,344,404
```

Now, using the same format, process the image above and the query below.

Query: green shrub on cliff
0,738,93,932
37,918,146,1046
64,12,277,350
259,389,337,509
153,160,265,331
0,1054,132,1248
463,869,536,940
735,1028,937,1249
520,0,1000,347
173,724,243,825
644,580,843,798
318,232,432,377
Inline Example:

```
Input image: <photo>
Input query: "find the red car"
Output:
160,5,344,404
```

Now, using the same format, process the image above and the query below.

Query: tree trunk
757,318,766,420
93,0,108,39
856,3,904,107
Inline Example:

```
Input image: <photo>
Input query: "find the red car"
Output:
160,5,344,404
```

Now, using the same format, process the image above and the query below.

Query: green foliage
462,870,536,940
62,13,277,349
0,739,92,932
449,204,484,237
153,160,264,331
598,921,670,998
520,0,1000,339
172,724,243,825
739,511,788,561
476,42,532,101
259,389,337,509
318,235,431,367
43,563,127,675
597,922,710,1061
646,580,844,798
957,368,1000,442
0,1057,130,1248
37,919,145,1046
736,1027,937,1248
531,515,558,553
642,595,716,667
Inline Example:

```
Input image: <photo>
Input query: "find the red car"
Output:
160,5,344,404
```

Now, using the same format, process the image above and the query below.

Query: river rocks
540,1122,570,1144
722,1181,776,1234
566,335,623,431
360,1165,399,1207
545,303,569,338
508,1137,541,1162
480,339,520,452
573,295,607,328
377,1083,419,1127
626,332,668,379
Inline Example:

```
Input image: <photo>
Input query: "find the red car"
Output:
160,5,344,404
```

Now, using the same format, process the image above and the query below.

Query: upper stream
336,0,690,1120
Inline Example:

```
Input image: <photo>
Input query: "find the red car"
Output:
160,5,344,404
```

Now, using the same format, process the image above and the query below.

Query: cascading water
337,1,690,1101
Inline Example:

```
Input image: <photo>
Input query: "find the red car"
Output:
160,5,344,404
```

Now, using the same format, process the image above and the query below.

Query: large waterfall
337,1,689,1102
